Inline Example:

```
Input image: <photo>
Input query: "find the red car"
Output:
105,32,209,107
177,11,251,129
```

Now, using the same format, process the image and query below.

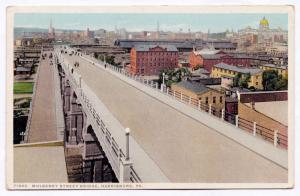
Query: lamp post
161,72,166,92
125,128,130,161
20,132,26,143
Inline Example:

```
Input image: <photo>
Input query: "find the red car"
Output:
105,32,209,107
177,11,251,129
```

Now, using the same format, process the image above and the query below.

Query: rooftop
245,101,288,126
214,63,262,75
15,66,31,72
134,45,178,52
115,39,237,50
200,53,223,59
193,48,220,56
174,80,209,95
263,64,288,70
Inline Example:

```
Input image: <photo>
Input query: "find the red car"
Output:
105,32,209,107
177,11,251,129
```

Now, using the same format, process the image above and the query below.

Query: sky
14,13,288,33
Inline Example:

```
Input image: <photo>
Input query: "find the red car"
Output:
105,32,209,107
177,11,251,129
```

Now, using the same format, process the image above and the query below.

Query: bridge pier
82,125,117,182
57,61,118,183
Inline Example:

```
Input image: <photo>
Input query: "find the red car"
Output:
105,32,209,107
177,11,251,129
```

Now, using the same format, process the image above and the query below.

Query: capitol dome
259,16,269,31
260,17,269,26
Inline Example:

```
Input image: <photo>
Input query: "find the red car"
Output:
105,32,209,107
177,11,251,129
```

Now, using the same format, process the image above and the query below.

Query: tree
233,73,242,87
174,67,191,81
275,76,288,90
238,73,251,89
262,70,287,91
158,67,191,87
262,70,278,90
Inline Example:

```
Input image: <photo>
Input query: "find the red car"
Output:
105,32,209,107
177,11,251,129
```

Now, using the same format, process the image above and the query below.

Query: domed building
259,17,270,31
237,16,287,50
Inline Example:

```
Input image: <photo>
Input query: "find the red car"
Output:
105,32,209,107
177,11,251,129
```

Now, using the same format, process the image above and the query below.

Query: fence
71,47,288,149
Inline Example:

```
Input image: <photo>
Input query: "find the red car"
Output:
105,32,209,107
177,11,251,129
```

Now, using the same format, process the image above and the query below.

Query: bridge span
54,46,288,183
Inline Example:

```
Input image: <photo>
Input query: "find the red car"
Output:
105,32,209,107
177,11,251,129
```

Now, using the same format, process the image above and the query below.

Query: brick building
129,45,178,76
189,48,251,72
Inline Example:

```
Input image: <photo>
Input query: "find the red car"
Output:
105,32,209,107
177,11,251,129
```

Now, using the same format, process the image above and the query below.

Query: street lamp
20,132,26,143
125,128,130,161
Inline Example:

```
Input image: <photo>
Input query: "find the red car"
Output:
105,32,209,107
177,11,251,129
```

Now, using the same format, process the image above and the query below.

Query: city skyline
14,13,288,33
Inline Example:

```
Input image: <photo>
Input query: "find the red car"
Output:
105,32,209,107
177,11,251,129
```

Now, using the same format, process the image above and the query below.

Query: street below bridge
59,51,288,183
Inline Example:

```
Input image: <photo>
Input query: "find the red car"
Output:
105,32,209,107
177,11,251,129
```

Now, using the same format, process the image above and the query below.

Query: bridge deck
27,52,57,143
62,53,287,183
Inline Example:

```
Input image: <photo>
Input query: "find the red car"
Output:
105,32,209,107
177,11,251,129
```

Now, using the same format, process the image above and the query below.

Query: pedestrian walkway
27,52,57,143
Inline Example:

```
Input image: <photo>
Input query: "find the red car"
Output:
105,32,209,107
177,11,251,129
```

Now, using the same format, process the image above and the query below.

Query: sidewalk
27,53,57,143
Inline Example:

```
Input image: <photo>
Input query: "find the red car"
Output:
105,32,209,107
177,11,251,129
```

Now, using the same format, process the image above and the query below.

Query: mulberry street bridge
19,45,288,184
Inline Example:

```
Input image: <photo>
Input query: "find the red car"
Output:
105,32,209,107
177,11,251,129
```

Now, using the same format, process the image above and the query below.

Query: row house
129,45,178,76
189,48,251,72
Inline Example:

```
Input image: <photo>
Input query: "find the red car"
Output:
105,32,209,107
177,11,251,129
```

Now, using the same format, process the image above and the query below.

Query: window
220,96,223,103
256,82,258,85
213,96,216,104
205,97,209,104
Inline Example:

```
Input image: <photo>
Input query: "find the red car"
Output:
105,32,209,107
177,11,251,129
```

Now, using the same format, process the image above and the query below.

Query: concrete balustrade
253,122,257,136
221,109,225,121
274,130,278,147
235,115,239,127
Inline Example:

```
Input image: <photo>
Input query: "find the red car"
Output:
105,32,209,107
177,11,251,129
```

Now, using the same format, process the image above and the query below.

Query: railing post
209,104,212,115
189,96,191,105
221,109,225,120
235,115,239,127
173,91,176,99
180,92,183,100
198,100,201,110
166,87,169,95
161,84,164,92
119,131,132,184
253,122,257,136
125,128,130,161
274,130,278,147
155,82,158,89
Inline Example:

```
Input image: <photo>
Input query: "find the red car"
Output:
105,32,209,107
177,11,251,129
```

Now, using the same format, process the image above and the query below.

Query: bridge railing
76,50,288,149
57,52,124,179
56,48,169,183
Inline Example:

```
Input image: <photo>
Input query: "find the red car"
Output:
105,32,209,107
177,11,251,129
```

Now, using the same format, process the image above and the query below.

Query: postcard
6,5,294,189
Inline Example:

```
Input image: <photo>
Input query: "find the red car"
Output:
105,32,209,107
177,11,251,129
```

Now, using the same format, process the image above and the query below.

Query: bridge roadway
61,53,287,183
27,52,57,142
